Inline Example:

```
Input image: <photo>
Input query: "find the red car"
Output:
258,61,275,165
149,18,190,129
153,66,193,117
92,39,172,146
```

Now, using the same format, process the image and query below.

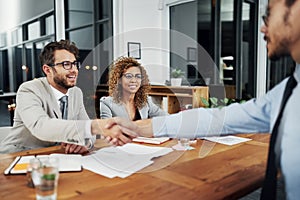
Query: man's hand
103,117,154,145
61,142,89,154
105,117,154,138
91,117,138,145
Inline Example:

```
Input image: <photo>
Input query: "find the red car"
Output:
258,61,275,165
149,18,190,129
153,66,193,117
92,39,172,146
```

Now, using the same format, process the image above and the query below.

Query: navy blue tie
261,75,297,200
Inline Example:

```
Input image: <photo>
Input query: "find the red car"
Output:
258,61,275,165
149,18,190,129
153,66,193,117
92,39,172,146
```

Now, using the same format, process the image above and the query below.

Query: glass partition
67,0,93,28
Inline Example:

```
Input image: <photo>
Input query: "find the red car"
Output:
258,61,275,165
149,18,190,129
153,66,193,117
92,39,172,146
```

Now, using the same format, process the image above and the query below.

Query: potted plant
200,97,247,108
170,68,184,86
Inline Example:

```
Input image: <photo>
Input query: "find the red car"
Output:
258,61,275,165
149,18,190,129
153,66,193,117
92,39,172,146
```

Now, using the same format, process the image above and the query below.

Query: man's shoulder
19,77,46,89
68,85,84,95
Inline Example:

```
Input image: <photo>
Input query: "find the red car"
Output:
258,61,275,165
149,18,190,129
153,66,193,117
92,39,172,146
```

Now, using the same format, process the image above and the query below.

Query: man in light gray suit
0,40,136,154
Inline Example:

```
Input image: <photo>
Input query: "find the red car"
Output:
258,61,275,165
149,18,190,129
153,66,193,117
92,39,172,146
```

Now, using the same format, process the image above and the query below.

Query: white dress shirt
50,85,94,148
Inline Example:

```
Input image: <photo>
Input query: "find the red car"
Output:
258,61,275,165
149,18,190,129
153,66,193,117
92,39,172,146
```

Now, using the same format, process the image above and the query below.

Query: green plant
171,68,184,78
200,97,246,108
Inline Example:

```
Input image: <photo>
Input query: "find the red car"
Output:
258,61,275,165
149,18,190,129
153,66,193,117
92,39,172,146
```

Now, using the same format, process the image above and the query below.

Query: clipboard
4,154,82,175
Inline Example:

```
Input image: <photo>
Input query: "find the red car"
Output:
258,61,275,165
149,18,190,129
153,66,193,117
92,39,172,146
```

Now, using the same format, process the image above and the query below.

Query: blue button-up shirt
153,64,300,199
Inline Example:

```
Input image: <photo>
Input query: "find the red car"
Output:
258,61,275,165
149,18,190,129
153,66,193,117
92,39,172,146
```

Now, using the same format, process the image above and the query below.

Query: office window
0,50,9,91
170,1,199,86
267,56,295,90
96,0,110,20
96,23,110,45
14,45,23,89
67,0,93,28
65,0,113,118
28,21,41,41
68,27,93,60
11,27,22,45
34,40,52,78
45,15,55,35
220,0,234,86
0,33,6,48
24,43,33,81
170,0,258,99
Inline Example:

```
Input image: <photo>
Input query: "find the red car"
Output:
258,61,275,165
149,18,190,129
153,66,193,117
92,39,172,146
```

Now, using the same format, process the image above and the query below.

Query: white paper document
82,143,173,178
36,154,82,172
132,137,170,144
202,135,252,146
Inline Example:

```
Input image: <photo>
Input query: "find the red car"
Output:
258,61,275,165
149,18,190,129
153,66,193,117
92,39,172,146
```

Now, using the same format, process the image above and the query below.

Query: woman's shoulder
146,96,156,104
100,96,113,103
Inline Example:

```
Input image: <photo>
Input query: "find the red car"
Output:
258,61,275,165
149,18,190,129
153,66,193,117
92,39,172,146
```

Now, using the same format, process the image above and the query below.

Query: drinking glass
31,157,59,200
180,138,190,149
26,158,41,188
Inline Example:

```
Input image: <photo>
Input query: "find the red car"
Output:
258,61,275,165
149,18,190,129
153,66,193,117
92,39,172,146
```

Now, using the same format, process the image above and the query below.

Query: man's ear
42,64,51,76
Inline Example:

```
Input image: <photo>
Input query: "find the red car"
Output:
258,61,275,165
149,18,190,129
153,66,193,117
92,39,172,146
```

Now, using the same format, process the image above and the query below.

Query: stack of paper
82,143,173,178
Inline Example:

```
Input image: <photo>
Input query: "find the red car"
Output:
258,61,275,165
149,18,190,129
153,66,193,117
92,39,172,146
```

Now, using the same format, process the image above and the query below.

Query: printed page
82,143,173,178
202,135,252,146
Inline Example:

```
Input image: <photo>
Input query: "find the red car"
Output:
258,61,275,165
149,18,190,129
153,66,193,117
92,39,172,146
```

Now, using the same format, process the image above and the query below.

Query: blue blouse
153,64,300,199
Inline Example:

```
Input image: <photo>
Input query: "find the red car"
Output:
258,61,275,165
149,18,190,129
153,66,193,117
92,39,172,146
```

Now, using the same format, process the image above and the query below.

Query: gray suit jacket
100,96,168,119
0,77,93,153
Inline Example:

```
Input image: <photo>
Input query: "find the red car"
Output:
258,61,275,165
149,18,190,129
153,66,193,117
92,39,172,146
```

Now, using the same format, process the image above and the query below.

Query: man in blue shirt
107,0,300,199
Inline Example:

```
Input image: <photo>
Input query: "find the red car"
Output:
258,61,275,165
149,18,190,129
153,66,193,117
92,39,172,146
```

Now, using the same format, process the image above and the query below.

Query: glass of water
31,157,59,200
180,138,190,149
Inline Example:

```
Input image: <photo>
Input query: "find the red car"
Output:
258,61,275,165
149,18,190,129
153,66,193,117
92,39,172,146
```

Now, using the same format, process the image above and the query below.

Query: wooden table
0,134,270,200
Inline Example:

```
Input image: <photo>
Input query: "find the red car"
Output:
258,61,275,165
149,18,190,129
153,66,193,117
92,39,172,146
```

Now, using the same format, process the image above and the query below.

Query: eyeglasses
262,14,269,26
262,7,270,26
48,61,81,70
123,73,142,80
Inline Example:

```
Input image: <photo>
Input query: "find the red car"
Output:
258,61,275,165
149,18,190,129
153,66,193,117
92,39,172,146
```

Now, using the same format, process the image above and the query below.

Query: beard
52,68,75,90
268,38,291,61
53,76,74,90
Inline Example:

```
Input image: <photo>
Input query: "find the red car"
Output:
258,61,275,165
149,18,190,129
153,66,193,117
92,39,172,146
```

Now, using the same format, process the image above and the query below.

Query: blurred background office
0,0,295,126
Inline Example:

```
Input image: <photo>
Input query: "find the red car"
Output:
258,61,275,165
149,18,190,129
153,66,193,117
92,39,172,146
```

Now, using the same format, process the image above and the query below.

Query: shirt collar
49,85,69,101
294,63,300,83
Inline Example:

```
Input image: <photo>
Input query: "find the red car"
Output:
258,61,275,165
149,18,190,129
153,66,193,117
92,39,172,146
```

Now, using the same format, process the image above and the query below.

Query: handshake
91,117,153,146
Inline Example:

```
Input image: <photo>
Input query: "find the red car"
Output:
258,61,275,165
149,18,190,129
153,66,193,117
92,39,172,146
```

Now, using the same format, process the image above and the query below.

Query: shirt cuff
85,120,95,150
85,120,93,138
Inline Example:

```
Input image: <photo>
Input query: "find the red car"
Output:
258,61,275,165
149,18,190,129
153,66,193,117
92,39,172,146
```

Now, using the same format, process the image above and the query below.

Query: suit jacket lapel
40,78,62,119
68,88,74,120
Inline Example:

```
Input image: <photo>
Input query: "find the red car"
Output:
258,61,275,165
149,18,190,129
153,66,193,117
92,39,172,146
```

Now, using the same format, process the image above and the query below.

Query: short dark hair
39,39,79,66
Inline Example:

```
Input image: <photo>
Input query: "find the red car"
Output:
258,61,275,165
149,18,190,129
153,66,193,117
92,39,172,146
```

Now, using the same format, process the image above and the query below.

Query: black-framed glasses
262,7,270,26
123,73,142,80
48,61,81,70
262,14,269,26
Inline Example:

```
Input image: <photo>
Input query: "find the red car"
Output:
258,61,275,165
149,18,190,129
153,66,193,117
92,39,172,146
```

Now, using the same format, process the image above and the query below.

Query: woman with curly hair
100,57,167,120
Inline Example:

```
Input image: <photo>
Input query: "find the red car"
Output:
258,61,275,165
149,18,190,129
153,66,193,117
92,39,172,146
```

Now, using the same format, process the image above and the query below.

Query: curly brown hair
108,57,150,108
